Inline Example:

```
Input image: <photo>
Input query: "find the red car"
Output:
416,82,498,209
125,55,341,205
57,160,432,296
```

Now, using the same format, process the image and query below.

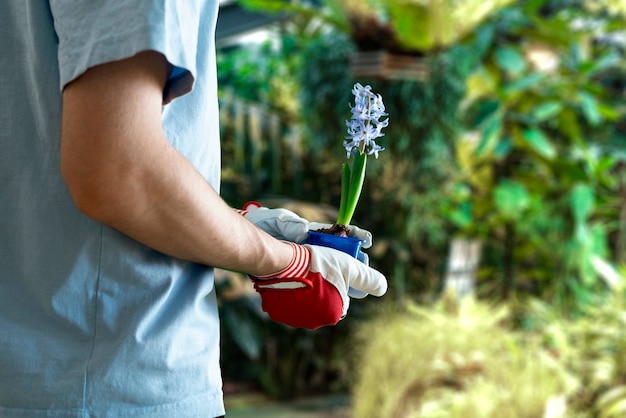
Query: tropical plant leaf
387,0,513,52
579,91,602,126
532,101,563,122
584,52,620,77
494,136,512,159
495,46,527,75
570,183,594,225
463,67,498,109
502,73,544,96
387,2,434,51
521,128,557,160
494,180,530,220
475,113,503,157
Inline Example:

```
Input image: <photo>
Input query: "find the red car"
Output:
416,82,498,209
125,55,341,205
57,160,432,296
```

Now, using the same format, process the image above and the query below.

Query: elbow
61,158,125,224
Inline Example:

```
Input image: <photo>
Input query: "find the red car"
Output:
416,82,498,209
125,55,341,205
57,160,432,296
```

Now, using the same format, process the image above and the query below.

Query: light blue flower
344,83,388,159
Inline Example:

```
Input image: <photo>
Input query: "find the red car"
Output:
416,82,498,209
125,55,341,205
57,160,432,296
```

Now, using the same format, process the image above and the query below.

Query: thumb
306,244,387,297
349,262,387,297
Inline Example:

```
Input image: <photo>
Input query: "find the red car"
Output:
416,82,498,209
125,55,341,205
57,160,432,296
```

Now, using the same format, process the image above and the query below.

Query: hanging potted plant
340,0,514,80
340,0,429,81
308,82,388,260
239,0,511,80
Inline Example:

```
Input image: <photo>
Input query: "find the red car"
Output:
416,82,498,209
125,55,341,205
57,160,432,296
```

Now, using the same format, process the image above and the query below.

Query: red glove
250,242,387,330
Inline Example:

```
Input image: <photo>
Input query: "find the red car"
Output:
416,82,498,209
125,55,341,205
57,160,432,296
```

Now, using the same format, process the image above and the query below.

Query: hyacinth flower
336,83,388,227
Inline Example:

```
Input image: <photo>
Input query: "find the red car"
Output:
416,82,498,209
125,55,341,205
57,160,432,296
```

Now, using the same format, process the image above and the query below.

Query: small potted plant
308,83,388,259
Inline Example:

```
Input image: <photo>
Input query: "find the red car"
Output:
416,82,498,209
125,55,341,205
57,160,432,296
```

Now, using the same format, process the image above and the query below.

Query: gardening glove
237,201,372,248
250,242,387,330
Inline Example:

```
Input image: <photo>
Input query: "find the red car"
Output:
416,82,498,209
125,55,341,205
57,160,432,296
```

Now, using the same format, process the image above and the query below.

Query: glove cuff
253,242,310,279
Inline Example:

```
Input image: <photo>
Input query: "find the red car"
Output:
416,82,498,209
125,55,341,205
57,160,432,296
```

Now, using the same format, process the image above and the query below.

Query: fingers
244,203,373,249
245,207,310,242
348,287,369,299
346,225,373,249
307,222,373,249
306,244,387,297
349,262,387,297
348,252,379,298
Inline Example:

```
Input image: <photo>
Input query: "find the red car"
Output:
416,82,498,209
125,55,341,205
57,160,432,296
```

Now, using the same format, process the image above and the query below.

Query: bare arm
60,51,292,276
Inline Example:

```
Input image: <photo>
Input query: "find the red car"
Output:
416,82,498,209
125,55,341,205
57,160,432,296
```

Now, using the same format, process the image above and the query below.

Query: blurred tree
453,0,625,309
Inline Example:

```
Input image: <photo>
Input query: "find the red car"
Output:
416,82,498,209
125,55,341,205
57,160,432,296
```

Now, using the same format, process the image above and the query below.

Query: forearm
88,142,292,276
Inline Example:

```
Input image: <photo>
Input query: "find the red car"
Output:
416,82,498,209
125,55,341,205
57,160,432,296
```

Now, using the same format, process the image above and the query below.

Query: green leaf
468,100,500,129
494,180,530,220
551,160,588,182
240,0,293,13
570,183,594,225
557,108,584,146
473,23,496,57
585,52,620,77
598,102,621,121
595,156,617,175
503,73,544,96
495,46,527,75
336,162,352,226
447,202,473,230
494,137,512,159
475,114,502,157
388,0,513,52
579,91,602,126
337,153,366,226
387,3,434,51
532,101,562,122
464,68,498,109
521,128,557,160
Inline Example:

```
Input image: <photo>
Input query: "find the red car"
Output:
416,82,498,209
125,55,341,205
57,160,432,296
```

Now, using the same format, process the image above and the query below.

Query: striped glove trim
254,242,310,279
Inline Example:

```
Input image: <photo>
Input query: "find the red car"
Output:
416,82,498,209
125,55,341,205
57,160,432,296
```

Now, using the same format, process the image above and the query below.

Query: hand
239,202,372,247
250,242,387,329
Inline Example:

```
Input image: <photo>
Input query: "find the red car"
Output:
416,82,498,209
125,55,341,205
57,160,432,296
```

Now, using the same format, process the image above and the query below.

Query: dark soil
315,224,350,237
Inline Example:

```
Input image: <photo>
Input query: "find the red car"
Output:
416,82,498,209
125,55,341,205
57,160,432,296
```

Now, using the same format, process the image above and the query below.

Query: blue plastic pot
307,230,364,260
307,230,368,298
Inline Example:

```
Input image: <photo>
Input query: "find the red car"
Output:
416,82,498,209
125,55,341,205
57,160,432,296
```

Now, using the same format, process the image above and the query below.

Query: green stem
336,162,352,225
336,152,367,226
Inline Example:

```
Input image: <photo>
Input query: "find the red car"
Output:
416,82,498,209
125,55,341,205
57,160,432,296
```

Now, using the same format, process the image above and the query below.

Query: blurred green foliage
228,0,626,308
524,266,626,417
353,267,626,417
217,0,626,404
353,296,572,417
451,0,625,309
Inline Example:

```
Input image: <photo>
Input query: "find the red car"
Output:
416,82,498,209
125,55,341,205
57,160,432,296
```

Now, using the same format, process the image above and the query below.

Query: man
0,1,387,417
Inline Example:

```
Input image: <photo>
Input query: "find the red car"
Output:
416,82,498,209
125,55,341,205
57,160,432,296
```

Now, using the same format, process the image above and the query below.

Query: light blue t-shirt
0,1,224,417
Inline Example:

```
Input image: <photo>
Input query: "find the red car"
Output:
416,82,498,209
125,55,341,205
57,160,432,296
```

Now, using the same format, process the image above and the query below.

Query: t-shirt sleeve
50,0,202,103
